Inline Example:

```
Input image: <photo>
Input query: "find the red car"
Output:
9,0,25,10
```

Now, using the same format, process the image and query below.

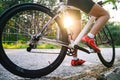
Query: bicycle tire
0,3,68,78
95,26,115,68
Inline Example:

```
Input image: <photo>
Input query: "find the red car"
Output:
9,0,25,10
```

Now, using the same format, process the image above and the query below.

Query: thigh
66,9,82,40
88,4,109,17
66,9,81,20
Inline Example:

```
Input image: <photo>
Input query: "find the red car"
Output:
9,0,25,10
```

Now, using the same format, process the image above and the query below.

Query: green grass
3,43,61,49
3,41,120,49
3,43,28,49
37,43,61,49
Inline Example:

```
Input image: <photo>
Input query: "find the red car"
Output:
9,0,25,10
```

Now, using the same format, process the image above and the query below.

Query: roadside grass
3,42,120,49
3,43,61,49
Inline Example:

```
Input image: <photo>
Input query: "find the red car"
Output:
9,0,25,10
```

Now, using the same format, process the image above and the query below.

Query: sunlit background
103,2,120,22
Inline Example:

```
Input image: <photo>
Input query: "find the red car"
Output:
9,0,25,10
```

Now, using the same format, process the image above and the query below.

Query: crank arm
74,45,90,54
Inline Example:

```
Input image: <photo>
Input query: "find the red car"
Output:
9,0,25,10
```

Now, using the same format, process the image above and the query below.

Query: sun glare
63,16,73,28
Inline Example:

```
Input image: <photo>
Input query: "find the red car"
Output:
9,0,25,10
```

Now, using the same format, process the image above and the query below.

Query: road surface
0,48,120,80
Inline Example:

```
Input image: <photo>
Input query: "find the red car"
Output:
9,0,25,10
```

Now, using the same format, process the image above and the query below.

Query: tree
0,0,33,15
102,0,117,9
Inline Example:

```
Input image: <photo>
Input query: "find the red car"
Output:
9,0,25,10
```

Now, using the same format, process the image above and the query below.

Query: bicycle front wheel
95,26,115,68
0,3,68,78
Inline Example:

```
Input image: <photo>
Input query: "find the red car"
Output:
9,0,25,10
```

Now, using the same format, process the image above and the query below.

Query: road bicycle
0,0,115,78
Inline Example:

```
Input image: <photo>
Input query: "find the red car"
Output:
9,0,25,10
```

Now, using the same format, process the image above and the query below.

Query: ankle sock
73,57,78,60
87,33,94,38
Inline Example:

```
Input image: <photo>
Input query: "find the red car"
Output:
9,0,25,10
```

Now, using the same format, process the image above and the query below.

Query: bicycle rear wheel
0,3,68,78
95,26,115,68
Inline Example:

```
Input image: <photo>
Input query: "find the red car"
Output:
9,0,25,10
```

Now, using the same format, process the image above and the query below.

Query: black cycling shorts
67,0,95,14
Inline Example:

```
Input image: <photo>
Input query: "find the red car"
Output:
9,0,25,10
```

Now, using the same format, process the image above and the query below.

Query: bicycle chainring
66,48,77,56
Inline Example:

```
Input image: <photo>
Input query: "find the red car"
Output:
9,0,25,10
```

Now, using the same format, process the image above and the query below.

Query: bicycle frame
35,2,97,49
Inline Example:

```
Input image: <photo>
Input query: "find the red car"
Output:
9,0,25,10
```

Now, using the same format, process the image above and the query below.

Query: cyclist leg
82,4,110,52
67,0,110,66
88,4,110,35
67,0,109,52
67,0,95,66
66,9,82,40
66,9,85,66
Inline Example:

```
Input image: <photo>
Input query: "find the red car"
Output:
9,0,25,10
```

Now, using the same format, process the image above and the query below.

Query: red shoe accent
81,35,100,52
71,59,85,66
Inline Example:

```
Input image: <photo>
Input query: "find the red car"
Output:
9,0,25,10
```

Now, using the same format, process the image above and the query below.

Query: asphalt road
0,48,120,80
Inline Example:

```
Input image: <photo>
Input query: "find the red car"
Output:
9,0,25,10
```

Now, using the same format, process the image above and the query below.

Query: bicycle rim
95,26,115,68
0,3,68,78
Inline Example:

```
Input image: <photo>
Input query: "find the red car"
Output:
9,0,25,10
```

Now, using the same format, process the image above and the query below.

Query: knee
104,11,110,21
98,10,110,22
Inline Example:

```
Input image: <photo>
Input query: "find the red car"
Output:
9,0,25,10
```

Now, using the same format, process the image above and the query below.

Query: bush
106,22,120,46
3,41,60,49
